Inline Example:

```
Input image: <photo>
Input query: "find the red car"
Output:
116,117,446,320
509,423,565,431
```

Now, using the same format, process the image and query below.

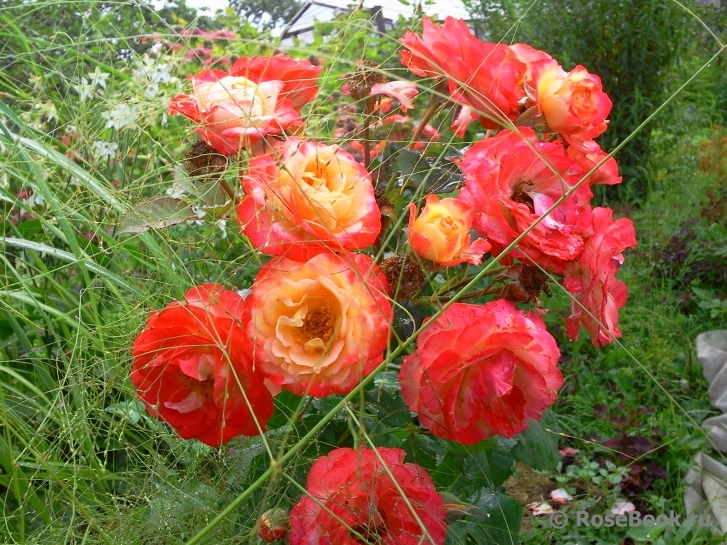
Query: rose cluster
402,17,637,349
128,20,637,542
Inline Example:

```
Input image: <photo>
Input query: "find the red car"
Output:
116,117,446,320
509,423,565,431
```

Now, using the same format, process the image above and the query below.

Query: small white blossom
88,67,110,89
549,489,573,504
611,502,636,516
528,502,554,516
165,184,186,199
73,78,95,101
92,141,118,159
216,219,227,239
236,288,251,299
102,103,140,130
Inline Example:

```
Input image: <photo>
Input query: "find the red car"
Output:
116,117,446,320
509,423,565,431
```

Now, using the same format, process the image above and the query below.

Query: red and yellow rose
247,253,392,397
237,139,381,260
408,194,490,266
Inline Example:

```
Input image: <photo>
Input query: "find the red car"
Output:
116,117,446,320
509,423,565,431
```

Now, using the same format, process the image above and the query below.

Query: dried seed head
184,140,228,180
379,255,426,301
348,60,388,101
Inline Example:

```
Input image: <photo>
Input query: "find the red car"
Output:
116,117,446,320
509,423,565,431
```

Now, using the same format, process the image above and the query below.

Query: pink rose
408,194,490,266
564,135,622,186
534,61,612,138
563,207,637,346
370,80,419,112
400,300,563,444
460,128,594,273
400,17,525,128
169,70,302,155
290,448,447,545
236,139,381,260
229,54,322,110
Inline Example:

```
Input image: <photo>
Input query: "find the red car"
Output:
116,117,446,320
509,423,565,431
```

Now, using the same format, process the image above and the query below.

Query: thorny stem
428,286,502,303
407,101,441,148
363,96,375,170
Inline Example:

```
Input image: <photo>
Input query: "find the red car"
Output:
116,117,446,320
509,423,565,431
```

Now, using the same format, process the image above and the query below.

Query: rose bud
408,194,490,266
258,508,289,543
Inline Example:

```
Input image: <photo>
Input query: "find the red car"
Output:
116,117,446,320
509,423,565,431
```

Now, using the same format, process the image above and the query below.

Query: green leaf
393,149,464,194
446,490,521,545
16,219,42,239
512,412,561,471
400,434,441,471
433,438,515,495
118,197,197,234
173,165,228,207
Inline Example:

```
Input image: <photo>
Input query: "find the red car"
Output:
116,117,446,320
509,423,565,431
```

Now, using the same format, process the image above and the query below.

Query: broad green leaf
393,149,464,194
118,197,196,234
512,412,561,471
446,490,521,545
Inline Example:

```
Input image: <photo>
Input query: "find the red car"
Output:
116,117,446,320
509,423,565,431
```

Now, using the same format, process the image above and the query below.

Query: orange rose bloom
534,61,612,139
237,139,381,260
248,253,392,397
408,194,490,266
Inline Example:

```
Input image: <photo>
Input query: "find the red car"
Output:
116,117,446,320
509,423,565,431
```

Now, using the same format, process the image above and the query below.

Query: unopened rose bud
257,508,289,543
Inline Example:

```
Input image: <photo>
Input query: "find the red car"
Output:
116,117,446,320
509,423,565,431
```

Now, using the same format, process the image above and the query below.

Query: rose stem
220,179,236,202
363,96,374,170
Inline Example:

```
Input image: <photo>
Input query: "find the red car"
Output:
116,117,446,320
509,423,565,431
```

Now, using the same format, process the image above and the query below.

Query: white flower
92,141,118,159
88,67,110,89
549,489,573,504
73,78,95,102
102,103,140,130
528,502,554,516
216,219,227,239
165,184,186,200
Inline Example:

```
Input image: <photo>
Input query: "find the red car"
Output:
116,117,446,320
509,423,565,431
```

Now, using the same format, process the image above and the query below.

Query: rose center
294,306,336,352
511,182,535,213
438,215,460,235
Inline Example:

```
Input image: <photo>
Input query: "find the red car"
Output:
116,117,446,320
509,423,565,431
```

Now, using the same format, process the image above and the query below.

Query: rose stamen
294,306,337,353
511,182,535,213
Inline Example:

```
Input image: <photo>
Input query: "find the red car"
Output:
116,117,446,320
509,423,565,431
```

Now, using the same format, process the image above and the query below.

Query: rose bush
247,252,392,397
237,138,381,260
130,284,274,446
290,447,447,545
399,300,563,444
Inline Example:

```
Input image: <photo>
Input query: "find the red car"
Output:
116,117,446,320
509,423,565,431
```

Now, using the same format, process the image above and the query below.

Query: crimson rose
131,284,274,446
